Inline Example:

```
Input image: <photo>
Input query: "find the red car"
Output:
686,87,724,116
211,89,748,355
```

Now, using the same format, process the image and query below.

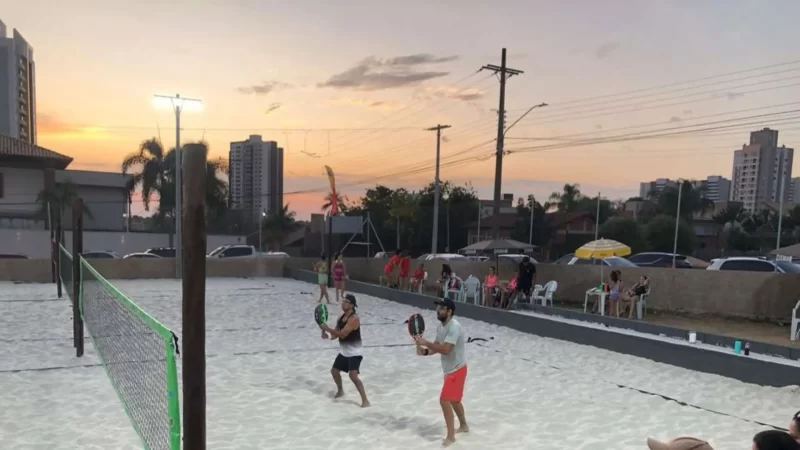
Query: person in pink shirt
483,267,499,307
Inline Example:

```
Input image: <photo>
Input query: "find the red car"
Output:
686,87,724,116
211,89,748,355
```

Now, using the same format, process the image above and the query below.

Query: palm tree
122,139,229,234
548,184,582,212
262,204,299,250
388,189,420,248
37,180,94,224
321,192,347,214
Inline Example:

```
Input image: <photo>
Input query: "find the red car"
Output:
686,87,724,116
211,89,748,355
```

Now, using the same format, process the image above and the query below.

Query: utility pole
426,124,451,255
481,48,523,238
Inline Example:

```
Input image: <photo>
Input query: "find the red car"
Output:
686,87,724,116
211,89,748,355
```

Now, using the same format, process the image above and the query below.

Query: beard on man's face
437,310,448,322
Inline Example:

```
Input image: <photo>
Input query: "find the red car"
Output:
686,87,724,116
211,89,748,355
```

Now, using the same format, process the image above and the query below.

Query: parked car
262,251,290,258
707,257,800,273
207,245,259,259
123,252,161,259
628,252,693,269
466,255,490,262
566,256,638,267
82,251,120,259
553,253,575,265
421,253,466,261
145,247,176,258
0,253,29,259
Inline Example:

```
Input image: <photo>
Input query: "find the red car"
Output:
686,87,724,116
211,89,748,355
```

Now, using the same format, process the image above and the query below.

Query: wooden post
55,209,62,299
182,143,207,450
72,198,84,357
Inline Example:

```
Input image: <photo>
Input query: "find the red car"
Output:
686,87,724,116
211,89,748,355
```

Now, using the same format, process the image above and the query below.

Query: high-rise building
731,128,794,211
0,20,36,144
639,178,678,199
691,176,731,202
229,135,284,222
791,177,800,204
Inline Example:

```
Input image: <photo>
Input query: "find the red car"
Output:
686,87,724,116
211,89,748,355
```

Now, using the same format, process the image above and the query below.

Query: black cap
434,298,456,313
344,294,357,308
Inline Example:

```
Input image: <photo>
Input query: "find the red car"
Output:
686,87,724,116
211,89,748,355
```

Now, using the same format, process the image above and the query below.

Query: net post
56,208,62,298
182,143,207,449
72,198,84,358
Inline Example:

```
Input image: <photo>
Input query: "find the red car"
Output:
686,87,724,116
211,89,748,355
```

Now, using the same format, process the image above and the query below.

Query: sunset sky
5,1,800,219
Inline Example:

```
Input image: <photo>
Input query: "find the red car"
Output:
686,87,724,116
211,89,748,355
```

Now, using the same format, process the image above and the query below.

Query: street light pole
672,180,684,268
258,211,265,252
153,94,202,279
777,166,787,251
528,194,534,245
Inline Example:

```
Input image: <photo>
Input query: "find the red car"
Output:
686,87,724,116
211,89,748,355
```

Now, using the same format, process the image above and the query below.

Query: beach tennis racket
315,304,328,326
407,313,425,339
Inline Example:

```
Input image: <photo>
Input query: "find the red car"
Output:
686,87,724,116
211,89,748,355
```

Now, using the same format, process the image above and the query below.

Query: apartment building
0,20,36,144
731,128,793,211
229,135,284,222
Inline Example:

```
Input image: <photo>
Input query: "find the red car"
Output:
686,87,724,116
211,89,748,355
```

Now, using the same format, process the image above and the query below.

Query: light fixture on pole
672,180,684,268
259,210,266,252
152,94,203,278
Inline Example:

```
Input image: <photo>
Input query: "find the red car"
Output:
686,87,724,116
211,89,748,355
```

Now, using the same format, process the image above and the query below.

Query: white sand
1,278,798,450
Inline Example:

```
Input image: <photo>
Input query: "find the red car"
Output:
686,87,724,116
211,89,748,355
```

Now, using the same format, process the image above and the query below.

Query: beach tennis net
58,244,73,302
79,256,181,450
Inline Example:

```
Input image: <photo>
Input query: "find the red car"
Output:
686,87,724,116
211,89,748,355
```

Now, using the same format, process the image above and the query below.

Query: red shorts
399,271,409,278
440,365,467,402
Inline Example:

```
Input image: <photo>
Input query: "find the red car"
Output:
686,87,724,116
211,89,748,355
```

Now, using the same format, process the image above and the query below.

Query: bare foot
456,425,469,434
442,437,456,447
334,391,344,399
360,400,371,408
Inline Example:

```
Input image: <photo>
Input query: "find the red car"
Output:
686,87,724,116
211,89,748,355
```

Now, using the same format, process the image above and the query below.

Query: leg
452,401,469,433
348,370,370,408
331,355,346,398
318,285,324,303
440,399,456,446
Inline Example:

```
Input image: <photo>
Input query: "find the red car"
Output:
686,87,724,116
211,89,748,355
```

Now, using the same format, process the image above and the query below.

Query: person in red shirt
411,263,426,292
398,250,411,290
381,251,401,287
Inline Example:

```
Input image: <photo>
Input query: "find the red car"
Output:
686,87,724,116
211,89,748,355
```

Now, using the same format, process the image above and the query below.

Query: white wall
0,229,246,258
0,167,42,214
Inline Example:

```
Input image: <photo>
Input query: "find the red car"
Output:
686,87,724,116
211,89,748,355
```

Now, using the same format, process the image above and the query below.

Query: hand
415,336,429,347
416,346,425,356
320,330,329,340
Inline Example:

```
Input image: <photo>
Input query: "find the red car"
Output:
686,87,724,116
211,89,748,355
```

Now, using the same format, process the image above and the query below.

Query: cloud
37,113,115,140
726,92,745,100
683,109,693,115
265,103,282,114
669,116,682,123
414,86,486,102
236,81,293,96
595,42,620,59
442,135,451,143
330,97,403,111
318,53,458,91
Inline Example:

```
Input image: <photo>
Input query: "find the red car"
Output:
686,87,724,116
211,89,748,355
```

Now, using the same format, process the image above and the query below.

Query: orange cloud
37,112,117,141
329,97,404,111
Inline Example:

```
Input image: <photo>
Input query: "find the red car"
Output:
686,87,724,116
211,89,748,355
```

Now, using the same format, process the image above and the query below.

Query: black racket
407,313,425,339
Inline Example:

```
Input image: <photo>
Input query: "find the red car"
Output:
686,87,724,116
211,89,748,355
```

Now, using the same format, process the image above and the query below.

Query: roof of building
56,169,131,189
0,134,73,169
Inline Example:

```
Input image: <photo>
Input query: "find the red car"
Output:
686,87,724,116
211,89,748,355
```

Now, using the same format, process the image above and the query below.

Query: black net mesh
81,262,175,450
59,246,73,303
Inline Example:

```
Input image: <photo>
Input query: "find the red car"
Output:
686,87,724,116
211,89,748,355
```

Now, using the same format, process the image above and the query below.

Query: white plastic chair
417,271,428,294
446,276,465,302
463,276,482,305
533,280,557,307
636,286,651,320
791,300,800,341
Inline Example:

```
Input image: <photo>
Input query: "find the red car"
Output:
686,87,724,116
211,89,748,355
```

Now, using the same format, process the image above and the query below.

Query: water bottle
744,342,750,356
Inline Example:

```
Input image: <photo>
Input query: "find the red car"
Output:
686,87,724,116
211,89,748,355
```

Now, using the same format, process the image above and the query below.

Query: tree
645,214,696,254
649,181,713,221
549,183,582,212
261,204,298,250
511,195,553,248
598,217,644,253
321,192,347,214
387,189,420,249
37,180,94,222
122,139,229,236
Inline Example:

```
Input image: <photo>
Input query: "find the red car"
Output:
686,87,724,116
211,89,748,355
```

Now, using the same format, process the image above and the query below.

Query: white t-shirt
435,318,466,375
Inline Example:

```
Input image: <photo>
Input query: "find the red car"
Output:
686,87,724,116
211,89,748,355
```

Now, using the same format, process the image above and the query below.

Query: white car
497,254,538,264
207,245,259,259
123,252,161,259
706,257,800,273
422,253,466,261
566,256,638,267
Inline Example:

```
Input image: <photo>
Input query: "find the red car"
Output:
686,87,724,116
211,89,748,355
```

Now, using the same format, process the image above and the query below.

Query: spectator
500,276,518,309
397,251,411,291
646,437,714,450
438,264,455,297
620,275,649,318
607,270,622,317
411,263,426,292
516,256,536,300
789,411,800,442
381,250,401,287
484,266,499,307
752,430,800,450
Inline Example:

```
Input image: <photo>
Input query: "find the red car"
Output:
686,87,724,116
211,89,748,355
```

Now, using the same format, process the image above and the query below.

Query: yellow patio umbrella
575,239,631,260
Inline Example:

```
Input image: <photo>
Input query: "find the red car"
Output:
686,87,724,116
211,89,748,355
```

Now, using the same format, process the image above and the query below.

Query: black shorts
332,354,363,373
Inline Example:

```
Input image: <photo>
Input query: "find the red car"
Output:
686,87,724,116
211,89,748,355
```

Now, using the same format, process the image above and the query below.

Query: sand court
1,277,797,449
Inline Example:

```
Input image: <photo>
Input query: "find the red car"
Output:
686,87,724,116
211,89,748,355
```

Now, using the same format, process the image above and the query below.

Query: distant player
319,294,370,408
414,298,468,447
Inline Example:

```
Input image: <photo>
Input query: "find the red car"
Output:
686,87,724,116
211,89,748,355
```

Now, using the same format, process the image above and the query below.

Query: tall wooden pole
55,209,62,299
72,198,84,357
182,143,207,450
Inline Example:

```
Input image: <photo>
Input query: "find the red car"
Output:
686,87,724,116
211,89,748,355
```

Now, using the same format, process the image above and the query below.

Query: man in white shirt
415,298,468,447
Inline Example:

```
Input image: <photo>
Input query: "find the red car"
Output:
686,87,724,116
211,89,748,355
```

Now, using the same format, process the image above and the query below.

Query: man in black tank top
319,294,370,407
